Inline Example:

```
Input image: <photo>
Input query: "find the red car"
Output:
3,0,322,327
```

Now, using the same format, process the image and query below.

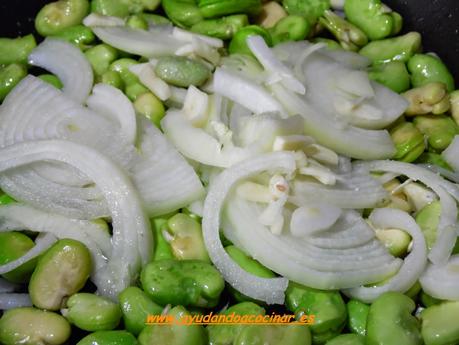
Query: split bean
0,63,27,102
0,35,36,65
191,15,249,40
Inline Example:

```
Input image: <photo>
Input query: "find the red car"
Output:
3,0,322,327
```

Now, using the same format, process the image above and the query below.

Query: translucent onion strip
132,118,205,216
290,168,389,209
213,68,285,115
225,196,401,289
344,208,427,302
356,160,458,264
0,294,32,310
202,152,297,304
28,38,93,103
0,233,57,275
0,204,111,272
87,84,137,145
91,26,183,58
0,140,152,299
271,83,396,160
420,255,459,300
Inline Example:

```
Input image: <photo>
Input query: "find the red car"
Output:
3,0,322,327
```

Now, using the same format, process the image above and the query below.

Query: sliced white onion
0,233,57,275
0,294,32,310
161,110,255,168
0,170,109,220
172,27,223,48
203,152,297,304
28,38,93,103
129,63,171,101
420,255,459,300
0,140,152,299
290,203,342,236
271,83,396,160
442,135,459,172
132,118,205,216
273,41,371,70
87,83,137,145
214,68,285,116
356,160,458,264
247,35,305,95
91,26,183,58
0,76,136,219
83,13,125,27
225,196,401,289
0,204,111,272
290,167,388,209
344,208,427,302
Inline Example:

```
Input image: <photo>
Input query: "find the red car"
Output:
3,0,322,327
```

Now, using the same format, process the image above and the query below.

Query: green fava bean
416,152,452,171
29,239,92,310
109,58,140,86
63,293,121,331
191,14,249,40
271,15,310,45
225,245,275,303
101,70,124,90
154,56,211,88
226,245,275,279
126,15,149,31
325,334,365,345
390,122,425,163
229,25,272,56
165,213,209,262
312,37,341,49
38,74,64,89
359,32,421,64
197,0,262,18
134,92,166,128
415,200,441,251
77,330,138,345
125,83,149,102
344,0,402,40
450,90,459,125
366,292,422,345
320,10,367,51
35,0,90,37
421,301,459,345
420,291,442,308
162,0,204,28
141,14,172,26
85,44,119,76
283,0,331,25
138,306,206,345
0,307,71,345
285,283,346,336
0,63,27,101
234,324,312,345
346,300,369,336
207,302,266,345
405,281,422,300
368,61,410,93
403,82,450,116
119,286,163,336
413,115,459,151
91,0,130,17
152,217,175,261
140,259,225,308
0,193,15,205
52,25,95,48
0,232,37,283
408,54,455,92
0,35,36,65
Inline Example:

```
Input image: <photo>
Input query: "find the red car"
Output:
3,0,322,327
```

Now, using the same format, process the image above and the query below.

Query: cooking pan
1,0,459,82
